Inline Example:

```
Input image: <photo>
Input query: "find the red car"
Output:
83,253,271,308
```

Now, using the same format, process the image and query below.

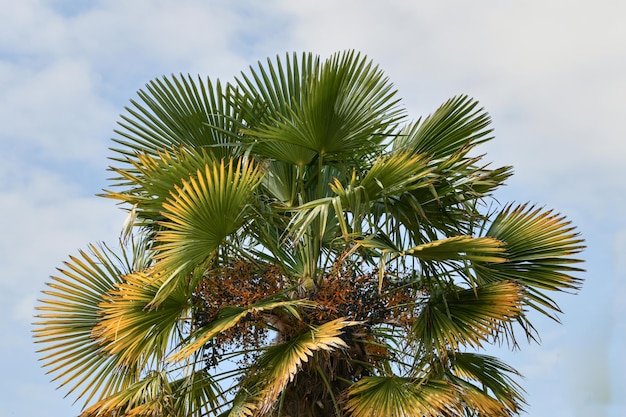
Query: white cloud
0,59,116,163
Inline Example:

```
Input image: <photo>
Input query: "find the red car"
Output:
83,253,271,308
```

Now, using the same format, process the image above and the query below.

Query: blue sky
1,1,624,416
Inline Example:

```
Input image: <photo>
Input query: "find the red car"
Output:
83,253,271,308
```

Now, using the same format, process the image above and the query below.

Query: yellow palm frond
478,203,585,322
91,270,191,367
33,244,138,405
80,368,221,417
450,352,526,415
238,318,361,415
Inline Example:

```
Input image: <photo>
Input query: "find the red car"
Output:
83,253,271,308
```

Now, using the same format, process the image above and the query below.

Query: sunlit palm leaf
33,244,137,405
91,270,191,367
413,280,524,355
80,369,220,417
450,352,526,415
404,235,506,263
238,318,360,415
152,157,264,301
104,147,218,225
358,235,506,264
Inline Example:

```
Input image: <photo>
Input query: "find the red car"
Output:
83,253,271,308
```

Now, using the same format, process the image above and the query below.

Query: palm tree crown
34,51,584,417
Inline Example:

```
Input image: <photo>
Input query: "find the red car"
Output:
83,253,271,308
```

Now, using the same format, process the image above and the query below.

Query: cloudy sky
1,1,624,416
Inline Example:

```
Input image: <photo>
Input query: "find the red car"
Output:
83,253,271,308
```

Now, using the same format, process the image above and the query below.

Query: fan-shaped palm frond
151,157,265,302
236,51,404,166
476,203,585,332
413,280,524,356
112,74,243,164
450,352,526,414
104,146,218,225
33,244,141,405
394,95,492,160
90,269,191,367
231,318,360,416
345,376,458,417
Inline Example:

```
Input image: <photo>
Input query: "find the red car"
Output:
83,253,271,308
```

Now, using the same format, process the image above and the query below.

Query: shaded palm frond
80,368,221,417
450,352,526,415
167,298,314,364
235,318,360,415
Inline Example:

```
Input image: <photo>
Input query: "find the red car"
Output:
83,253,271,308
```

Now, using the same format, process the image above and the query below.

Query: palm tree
34,51,584,417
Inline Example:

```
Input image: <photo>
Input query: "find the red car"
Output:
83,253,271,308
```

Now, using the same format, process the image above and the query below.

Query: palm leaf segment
34,50,584,417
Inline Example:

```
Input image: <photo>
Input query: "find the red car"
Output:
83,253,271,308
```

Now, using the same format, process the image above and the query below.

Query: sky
0,0,624,416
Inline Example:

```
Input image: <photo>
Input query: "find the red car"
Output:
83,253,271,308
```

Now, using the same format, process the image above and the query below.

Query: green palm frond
395,95,492,160
356,235,506,265
284,196,335,243
345,376,457,417
236,51,403,166
358,151,433,199
388,95,509,243
112,74,242,164
403,235,506,263
321,151,435,235
413,280,524,355
450,352,526,415
477,203,585,321
104,147,218,225
235,52,318,126
33,244,139,405
234,51,320,166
